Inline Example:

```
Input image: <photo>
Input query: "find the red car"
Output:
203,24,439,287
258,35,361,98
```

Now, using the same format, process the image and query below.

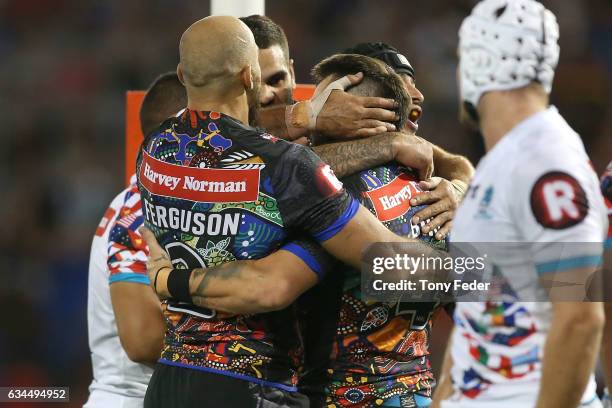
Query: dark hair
240,15,290,60
311,54,409,130
343,42,415,78
140,72,187,136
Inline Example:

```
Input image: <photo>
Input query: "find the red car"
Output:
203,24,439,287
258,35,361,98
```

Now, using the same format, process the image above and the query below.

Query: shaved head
178,16,259,89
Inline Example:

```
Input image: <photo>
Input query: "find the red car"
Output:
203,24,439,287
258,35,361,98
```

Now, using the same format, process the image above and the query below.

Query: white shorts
84,389,145,408
440,395,602,408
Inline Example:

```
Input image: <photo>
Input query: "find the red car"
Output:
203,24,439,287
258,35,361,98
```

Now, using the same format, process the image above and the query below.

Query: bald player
139,16,441,408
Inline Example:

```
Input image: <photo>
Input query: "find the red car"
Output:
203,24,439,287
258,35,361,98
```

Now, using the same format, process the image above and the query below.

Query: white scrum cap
458,0,560,108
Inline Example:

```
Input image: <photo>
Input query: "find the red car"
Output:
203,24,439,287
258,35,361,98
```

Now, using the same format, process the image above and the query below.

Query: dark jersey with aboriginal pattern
301,163,448,408
136,109,358,391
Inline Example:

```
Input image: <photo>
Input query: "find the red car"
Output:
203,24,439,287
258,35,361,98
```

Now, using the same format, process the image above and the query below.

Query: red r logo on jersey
530,171,589,229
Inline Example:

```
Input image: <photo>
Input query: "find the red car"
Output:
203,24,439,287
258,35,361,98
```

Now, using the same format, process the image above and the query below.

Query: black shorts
144,363,310,408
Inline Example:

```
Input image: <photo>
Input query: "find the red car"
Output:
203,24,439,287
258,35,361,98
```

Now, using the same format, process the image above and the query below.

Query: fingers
434,220,453,240
353,126,390,138
359,119,396,131
412,196,450,223
361,96,398,109
418,164,435,181
415,162,434,183
339,72,363,88
421,210,453,236
418,177,443,191
363,107,399,122
344,72,364,86
138,226,164,255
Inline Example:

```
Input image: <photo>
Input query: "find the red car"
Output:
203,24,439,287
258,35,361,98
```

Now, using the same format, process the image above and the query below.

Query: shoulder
94,185,136,238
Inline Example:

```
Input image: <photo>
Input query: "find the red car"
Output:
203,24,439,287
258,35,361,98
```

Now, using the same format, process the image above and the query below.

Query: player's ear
241,65,254,91
289,58,296,89
176,64,185,86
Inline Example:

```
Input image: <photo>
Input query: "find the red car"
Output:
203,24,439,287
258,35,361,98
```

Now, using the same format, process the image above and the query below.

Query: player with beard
241,16,474,235
242,15,398,143
139,16,447,408
434,1,607,407
302,54,448,408
344,42,474,239
84,72,186,408
142,54,456,408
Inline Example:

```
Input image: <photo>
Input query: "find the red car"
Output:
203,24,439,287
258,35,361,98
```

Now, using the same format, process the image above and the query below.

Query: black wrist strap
167,268,193,303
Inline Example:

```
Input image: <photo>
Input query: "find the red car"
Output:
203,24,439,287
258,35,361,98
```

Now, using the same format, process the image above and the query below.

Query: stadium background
0,0,610,406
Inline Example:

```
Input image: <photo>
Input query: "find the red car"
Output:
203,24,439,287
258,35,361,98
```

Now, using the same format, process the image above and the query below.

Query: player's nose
260,85,275,106
409,84,424,105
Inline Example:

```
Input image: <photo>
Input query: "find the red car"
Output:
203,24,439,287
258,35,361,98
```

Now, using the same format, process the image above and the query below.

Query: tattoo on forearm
313,135,395,178
191,262,245,298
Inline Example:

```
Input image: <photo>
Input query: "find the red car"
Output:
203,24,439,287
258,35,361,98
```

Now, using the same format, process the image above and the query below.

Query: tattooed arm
313,132,434,179
256,73,398,142
141,228,317,314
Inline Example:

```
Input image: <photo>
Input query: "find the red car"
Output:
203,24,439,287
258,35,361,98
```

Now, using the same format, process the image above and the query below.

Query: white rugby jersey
85,176,152,407
446,107,607,407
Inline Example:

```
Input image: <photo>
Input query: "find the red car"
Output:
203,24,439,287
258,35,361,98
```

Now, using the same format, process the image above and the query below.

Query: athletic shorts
144,363,309,408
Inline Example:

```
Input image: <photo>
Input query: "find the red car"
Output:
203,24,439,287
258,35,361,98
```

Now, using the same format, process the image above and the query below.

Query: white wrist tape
305,75,353,130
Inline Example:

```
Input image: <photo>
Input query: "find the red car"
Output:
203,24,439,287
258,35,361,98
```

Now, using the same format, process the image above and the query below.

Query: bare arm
312,132,434,179
604,302,612,392
319,206,438,271
535,301,604,408
256,104,302,141
432,143,474,184
141,228,318,314
110,282,164,364
141,206,440,315
256,73,398,142
431,329,455,408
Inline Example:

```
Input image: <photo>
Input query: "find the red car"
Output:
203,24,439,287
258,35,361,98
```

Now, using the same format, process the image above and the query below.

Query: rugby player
433,1,608,407
241,15,398,142
344,42,474,239
84,72,186,408
240,15,474,237
142,54,456,408
139,16,443,408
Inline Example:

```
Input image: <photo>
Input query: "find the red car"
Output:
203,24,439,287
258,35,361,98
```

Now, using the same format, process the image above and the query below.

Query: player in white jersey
433,1,608,407
84,73,186,408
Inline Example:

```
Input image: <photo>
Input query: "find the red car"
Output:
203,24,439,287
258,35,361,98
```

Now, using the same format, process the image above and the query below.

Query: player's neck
186,88,249,125
478,90,548,152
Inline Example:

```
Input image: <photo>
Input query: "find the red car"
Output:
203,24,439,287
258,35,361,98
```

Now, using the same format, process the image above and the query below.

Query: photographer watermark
361,242,609,303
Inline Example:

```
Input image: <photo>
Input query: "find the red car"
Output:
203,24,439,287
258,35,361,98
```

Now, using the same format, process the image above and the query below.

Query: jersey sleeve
280,237,336,281
271,144,359,242
107,185,149,285
511,152,607,276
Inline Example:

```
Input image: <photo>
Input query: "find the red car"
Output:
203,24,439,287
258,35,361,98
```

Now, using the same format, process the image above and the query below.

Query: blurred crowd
0,0,610,405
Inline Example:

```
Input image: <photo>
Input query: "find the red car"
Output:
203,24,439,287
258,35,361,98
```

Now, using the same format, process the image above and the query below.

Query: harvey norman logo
139,150,260,202
365,173,421,222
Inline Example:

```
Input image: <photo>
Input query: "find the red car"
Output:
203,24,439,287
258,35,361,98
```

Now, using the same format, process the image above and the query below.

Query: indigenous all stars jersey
446,107,607,408
321,163,447,408
86,176,151,405
136,110,357,391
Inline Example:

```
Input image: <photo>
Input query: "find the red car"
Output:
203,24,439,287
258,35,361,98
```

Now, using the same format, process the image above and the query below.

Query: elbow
558,304,605,336
251,276,296,313
120,332,163,364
